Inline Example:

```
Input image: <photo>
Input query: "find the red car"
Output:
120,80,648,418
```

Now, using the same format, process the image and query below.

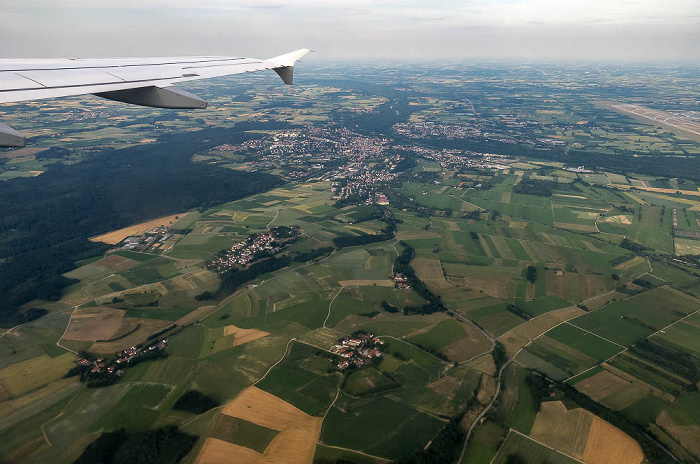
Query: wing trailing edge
0,48,310,147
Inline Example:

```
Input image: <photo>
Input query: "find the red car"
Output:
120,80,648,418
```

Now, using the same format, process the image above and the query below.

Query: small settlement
392,272,411,289
207,226,300,274
330,332,385,371
73,339,168,382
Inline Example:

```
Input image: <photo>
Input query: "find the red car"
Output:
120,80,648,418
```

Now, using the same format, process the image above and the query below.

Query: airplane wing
0,48,310,147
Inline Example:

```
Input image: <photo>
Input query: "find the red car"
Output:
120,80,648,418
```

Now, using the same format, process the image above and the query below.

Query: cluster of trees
0,125,284,327
492,341,508,371
293,247,334,262
506,304,532,321
513,178,558,197
381,300,400,313
393,243,447,315
525,266,538,284
194,291,213,301
620,238,648,253
173,390,220,414
73,426,197,464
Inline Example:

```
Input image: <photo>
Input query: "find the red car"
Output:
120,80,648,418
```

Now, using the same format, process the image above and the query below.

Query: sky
0,0,698,61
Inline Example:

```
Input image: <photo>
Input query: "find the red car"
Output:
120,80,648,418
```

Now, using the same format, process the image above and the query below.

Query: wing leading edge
0,48,310,147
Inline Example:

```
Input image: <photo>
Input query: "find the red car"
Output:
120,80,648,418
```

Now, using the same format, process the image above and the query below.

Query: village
206,225,300,274
330,332,385,371
71,339,168,383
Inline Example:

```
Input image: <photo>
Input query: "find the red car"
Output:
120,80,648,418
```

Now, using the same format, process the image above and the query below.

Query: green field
4,74,700,464
343,367,399,396
571,287,699,346
406,318,468,351
256,343,342,416
546,323,624,360
321,394,445,460
209,415,279,453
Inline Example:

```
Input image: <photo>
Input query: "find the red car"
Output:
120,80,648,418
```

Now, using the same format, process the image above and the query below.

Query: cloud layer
0,0,698,60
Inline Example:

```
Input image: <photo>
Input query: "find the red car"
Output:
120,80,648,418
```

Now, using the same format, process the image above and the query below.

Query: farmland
1,62,700,464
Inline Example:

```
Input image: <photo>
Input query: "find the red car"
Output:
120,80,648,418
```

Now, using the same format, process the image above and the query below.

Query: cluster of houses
121,226,173,251
206,226,299,274
330,332,385,371
393,273,411,290
75,339,168,377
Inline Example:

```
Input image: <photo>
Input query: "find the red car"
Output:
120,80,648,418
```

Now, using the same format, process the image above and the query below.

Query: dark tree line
393,242,447,315
332,220,396,248
216,256,292,297
397,415,465,464
620,238,648,253
73,426,197,464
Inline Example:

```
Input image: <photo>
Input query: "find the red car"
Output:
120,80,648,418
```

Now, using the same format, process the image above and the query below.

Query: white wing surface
0,48,309,147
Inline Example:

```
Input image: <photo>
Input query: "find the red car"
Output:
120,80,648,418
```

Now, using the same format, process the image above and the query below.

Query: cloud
0,0,697,60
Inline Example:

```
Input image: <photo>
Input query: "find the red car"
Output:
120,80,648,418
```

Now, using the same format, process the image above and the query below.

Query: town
330,331,385,371
206,225,301,274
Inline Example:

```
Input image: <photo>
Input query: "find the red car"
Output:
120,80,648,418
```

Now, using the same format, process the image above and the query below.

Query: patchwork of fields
2,162,700,464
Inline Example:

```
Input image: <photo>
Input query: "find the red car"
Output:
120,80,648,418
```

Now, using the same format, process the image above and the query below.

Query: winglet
268,48,310,85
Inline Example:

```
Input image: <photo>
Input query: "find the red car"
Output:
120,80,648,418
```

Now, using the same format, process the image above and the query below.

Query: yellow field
675,238,700,255
0,353,76,397
582,415,644,464
89,213,186,244
197,387,322,464
529,401,643,464
531,401,592,458
223,325,270,347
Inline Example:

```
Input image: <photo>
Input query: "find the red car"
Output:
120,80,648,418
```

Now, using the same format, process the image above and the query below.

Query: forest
0,126,283,326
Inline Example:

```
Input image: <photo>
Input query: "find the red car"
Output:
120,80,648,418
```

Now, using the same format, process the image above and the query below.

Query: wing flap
16,68,118,88
0,72,39,91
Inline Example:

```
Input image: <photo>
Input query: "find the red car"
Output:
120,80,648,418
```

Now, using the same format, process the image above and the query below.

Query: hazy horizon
0,0,698,62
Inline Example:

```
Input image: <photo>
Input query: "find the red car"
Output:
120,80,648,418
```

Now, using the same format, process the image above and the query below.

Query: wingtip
268,48,311,68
